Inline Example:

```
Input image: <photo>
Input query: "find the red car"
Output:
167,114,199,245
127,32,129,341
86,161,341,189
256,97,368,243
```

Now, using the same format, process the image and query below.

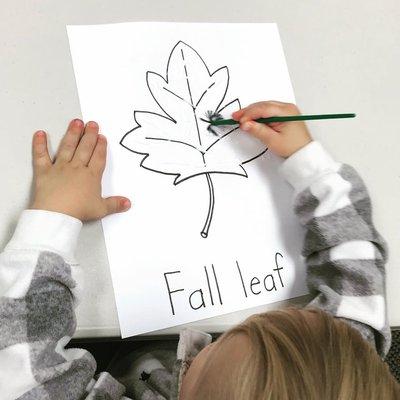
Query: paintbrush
200,112,356,136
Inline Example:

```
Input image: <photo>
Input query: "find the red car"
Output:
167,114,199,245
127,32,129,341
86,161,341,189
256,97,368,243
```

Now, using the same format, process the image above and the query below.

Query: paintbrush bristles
201,110,224,136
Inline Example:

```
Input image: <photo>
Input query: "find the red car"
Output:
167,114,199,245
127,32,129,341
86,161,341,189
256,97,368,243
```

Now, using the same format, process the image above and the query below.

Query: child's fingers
32,131,52,170
102,196,131,216
238,101,284,123
241,120,276,144
72,121,99,166
55,119,84,164
89,134,107,174
231,108,245,121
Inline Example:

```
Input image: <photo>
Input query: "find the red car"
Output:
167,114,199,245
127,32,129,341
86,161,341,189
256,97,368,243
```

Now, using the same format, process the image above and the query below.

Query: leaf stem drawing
201,173,215,238
120,41,267,238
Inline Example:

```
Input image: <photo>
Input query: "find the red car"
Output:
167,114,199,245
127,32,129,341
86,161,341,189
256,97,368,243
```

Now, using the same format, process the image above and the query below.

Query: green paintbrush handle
211,113,356,126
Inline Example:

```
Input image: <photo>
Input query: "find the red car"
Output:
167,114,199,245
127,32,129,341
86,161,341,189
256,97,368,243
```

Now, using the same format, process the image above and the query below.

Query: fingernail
73,118,83,127
87,121,98,128
241,122,252,131
35,131,46,151
122,199,131,210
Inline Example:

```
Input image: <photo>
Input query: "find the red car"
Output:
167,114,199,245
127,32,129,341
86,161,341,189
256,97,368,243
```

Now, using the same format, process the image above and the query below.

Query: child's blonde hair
193,308,399,399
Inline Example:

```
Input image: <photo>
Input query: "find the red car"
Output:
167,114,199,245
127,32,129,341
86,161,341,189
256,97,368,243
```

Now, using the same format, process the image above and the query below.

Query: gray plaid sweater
0,141,390,399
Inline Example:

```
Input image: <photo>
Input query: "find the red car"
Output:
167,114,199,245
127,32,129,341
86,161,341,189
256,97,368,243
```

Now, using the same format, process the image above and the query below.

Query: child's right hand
232,101,312,158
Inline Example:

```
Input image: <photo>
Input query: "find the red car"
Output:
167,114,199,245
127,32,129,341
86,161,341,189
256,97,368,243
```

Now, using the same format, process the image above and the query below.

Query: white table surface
0,0,399,338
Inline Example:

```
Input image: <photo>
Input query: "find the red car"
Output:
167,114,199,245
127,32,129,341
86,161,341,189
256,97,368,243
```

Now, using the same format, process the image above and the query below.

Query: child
0,101,398,399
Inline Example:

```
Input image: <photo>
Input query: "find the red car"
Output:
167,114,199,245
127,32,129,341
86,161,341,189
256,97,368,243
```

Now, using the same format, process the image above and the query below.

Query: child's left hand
30,119,131,222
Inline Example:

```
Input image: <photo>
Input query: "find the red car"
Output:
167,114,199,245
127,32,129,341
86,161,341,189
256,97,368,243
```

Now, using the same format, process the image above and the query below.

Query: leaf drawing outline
120,41,267,238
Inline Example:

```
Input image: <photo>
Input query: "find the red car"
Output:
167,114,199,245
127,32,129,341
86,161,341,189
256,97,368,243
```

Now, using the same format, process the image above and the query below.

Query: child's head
180,308,399,399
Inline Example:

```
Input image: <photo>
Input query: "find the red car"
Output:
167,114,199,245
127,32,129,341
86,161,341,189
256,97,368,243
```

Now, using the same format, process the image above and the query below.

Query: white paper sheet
67,22,308,337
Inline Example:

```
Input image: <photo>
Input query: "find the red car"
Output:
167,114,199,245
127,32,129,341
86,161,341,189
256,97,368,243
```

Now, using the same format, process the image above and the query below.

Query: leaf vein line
180,47,202,147
181,48,194,107
195,81,216,108
162,87,184,101
145,136,201,152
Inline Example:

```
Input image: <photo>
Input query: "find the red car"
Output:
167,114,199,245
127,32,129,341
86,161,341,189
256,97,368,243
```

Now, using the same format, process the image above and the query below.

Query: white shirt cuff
5,210,82,263
280,141,340,193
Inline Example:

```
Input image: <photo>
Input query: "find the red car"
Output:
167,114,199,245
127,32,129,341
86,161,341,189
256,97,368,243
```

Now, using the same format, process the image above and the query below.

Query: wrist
282,138,313,158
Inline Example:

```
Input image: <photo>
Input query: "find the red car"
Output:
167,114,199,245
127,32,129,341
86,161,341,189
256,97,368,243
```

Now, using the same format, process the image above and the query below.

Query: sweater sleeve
0,210,126,400
280,141,390,357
